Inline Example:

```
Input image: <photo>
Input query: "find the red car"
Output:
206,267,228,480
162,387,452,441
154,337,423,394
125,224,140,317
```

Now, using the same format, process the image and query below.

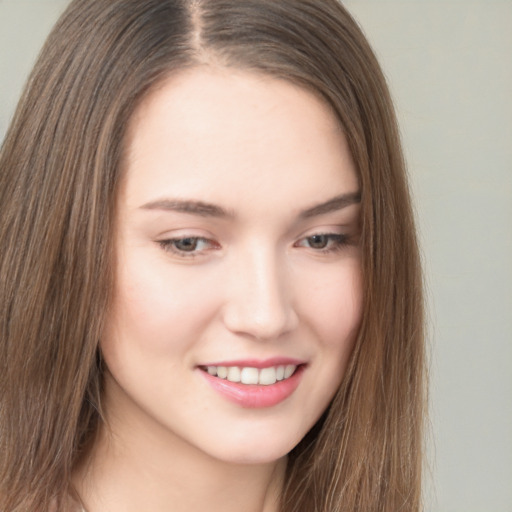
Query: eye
295,233,348,253
158,236,219,257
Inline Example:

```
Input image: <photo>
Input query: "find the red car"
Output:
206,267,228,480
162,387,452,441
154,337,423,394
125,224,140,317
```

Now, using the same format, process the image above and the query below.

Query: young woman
0,1,425,511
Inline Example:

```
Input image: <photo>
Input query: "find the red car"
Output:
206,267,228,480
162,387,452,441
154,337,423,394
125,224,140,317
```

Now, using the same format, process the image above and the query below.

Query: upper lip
198,357,306,369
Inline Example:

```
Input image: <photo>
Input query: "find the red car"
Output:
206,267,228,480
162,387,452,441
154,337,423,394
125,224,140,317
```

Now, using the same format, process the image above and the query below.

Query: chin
197,423,306,466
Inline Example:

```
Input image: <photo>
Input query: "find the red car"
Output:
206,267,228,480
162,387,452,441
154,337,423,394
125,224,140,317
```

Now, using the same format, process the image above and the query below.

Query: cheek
301,259,362,349
101,252,219,357
286,260,362,432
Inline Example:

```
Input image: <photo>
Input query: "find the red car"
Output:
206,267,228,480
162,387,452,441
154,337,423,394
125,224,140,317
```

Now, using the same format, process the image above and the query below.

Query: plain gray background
1,1,511,510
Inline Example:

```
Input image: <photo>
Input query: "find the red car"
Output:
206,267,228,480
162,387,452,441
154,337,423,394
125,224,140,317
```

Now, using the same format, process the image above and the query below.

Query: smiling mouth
199,364,300,386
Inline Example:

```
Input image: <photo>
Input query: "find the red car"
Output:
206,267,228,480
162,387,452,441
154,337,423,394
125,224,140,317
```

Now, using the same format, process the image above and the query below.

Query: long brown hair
0,1,425,510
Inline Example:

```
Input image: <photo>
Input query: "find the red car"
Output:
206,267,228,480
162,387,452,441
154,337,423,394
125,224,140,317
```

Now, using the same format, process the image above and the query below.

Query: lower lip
198,366,305,408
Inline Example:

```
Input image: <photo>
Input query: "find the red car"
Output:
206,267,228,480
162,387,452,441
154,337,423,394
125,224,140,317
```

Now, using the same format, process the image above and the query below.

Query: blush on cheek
313,270,362,343
108,277,217,358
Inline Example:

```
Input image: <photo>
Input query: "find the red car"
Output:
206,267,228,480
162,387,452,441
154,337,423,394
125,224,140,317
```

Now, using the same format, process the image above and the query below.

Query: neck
72,383,286,512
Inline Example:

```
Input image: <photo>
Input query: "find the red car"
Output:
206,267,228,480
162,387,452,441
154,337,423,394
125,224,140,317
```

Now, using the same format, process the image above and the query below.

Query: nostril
222,302,298,341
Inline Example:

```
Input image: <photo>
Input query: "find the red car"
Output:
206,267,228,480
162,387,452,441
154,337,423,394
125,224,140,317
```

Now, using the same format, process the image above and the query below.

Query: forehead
121,67,358,216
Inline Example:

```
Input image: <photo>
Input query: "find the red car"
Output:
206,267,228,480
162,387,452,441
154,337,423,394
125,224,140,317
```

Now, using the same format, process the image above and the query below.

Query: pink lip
197,363,306,409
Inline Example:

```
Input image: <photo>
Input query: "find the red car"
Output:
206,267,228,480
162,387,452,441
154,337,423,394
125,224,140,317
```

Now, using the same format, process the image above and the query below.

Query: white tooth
217,366,228,379
259,367,277,385
227,367,241,383
284,365,296,379
276,365,285,381
207,366,217,376
240,367,259,385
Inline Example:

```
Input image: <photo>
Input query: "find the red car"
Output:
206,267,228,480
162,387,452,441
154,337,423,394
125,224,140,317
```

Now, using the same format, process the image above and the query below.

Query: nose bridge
223,242,297,340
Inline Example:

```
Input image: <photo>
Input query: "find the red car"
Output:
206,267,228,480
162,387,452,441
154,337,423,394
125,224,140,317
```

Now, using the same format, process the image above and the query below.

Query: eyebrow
299,191,361,218
140,199,234,218
139,191,361,219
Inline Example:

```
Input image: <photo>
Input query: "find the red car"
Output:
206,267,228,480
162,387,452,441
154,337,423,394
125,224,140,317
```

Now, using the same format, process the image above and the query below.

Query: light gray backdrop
1,1,511,510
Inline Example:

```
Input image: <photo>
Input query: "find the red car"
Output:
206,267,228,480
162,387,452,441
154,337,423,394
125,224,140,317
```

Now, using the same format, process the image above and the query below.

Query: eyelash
294,233,349,253
158,237,217,258
157,233,350,259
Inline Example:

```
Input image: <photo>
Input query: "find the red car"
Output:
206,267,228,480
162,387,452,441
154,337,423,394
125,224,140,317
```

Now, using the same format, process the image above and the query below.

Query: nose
221,247,298,341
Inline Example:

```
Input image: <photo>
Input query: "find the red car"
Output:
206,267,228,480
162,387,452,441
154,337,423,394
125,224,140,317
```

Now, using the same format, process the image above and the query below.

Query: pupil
175,238,197,251
309,235,328,249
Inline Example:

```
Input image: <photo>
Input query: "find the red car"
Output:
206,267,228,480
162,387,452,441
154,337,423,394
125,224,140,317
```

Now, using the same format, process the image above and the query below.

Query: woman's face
101,68,362,464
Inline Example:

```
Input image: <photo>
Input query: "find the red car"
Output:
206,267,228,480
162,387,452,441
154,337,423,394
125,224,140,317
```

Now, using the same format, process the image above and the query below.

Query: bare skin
73,378,286,512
